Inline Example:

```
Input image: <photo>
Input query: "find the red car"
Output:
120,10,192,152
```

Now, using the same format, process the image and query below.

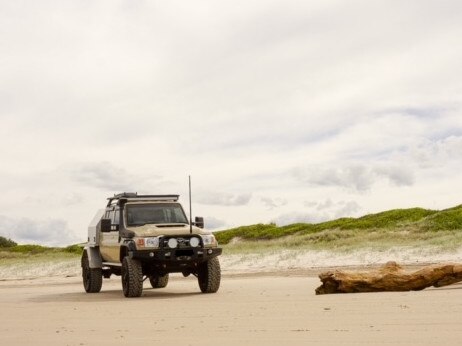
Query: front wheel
121,256,143,297
149,274,169,288
198,257,221,293
82,251,102,293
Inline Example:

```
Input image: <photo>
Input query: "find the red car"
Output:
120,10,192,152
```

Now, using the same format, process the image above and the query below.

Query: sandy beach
1,270,462,346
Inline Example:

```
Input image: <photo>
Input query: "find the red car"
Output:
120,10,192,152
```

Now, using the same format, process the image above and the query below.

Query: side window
107,210,114,223
113,210,120,225
106,210,115,231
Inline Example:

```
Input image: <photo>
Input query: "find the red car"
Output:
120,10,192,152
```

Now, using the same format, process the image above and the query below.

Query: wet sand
1,271,462,345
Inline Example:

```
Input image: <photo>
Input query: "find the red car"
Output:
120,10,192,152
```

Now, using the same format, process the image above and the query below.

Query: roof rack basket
107,192,180,206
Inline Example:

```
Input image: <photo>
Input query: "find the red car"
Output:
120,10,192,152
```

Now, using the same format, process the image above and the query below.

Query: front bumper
129,247,222,263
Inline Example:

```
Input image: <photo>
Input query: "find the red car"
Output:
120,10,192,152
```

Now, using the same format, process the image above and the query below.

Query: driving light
167,238,178,248
189,237,200,248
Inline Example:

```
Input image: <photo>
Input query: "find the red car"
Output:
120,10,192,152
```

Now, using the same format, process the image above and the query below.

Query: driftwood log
316,261,462,295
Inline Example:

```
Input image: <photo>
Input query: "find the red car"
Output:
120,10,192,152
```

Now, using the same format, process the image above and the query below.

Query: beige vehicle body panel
99,231,120,263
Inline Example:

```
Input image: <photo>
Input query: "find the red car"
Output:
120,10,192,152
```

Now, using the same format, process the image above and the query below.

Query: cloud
333,201,361,218
60,193,85,206
388,106,449,119
411,135,462,169
305,198,361,215
373,165,414,187
69,161,166,193
260,197,287,210
70,162,136,191
292,164,414,192
272,211,324,226
0,215,79,246
293,165,373,191
203,216,227,230
274,199,361,226
314,199,334,211
196,192,252,206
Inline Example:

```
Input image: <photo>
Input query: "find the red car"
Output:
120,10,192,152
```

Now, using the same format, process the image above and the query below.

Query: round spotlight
189,237,200,248
167,238,178,248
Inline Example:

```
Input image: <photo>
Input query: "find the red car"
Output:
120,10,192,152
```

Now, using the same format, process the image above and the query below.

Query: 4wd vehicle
81,193,222,297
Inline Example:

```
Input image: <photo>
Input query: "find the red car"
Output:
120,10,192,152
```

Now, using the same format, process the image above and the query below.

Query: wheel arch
119,241,136,263
82,247,103,269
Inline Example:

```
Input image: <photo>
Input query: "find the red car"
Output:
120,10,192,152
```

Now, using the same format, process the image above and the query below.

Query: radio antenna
189,175,193,234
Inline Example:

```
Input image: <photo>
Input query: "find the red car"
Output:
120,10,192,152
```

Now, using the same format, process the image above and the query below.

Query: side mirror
100,218,112,232
194,217,204,229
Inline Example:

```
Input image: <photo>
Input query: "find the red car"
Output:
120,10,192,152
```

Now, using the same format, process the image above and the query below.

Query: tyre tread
82,251,102,293
149,274,169,288
122,256,143,297
198,257,221,293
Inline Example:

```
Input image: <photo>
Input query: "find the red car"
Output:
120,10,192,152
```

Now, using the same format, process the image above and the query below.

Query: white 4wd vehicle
81,193,222,297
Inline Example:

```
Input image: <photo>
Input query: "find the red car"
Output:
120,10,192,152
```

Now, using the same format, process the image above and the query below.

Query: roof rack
107,192,180,206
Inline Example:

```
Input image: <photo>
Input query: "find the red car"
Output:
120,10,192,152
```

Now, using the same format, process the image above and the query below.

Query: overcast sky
1,0,462,246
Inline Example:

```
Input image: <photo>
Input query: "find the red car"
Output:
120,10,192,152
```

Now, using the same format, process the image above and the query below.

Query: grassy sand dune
216,205,462,252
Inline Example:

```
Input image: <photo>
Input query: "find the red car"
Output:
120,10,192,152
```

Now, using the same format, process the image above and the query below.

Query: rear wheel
198,257,221,293
121,256,143,297
82,251,102,293
149,274,169,288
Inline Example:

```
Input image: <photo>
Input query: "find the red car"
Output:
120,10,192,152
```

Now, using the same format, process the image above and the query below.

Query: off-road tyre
149,274,169,288
198,257,221,293
121,256,143,297
82,251,102,293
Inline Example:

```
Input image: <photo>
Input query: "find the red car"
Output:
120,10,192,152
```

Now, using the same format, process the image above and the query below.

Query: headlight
201,234,217,247
144,237,160,248
137,237,160,248
189,236,200,248
167,238,178,248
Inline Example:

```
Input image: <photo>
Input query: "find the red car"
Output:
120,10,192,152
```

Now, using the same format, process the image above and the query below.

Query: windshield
125,203,189,226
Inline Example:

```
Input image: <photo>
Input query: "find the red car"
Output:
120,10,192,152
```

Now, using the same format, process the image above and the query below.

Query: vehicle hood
127,224,209,237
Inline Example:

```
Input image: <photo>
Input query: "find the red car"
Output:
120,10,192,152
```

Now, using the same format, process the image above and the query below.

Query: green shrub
343,208,436,229
215,224,277,244
421,206,462,231
64,244,83,254
0,236,17,248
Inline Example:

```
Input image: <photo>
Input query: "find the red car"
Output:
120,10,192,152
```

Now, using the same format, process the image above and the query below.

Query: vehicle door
99,207,120,263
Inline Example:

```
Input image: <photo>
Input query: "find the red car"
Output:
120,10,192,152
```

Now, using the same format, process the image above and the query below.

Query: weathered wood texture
316,261,462,295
